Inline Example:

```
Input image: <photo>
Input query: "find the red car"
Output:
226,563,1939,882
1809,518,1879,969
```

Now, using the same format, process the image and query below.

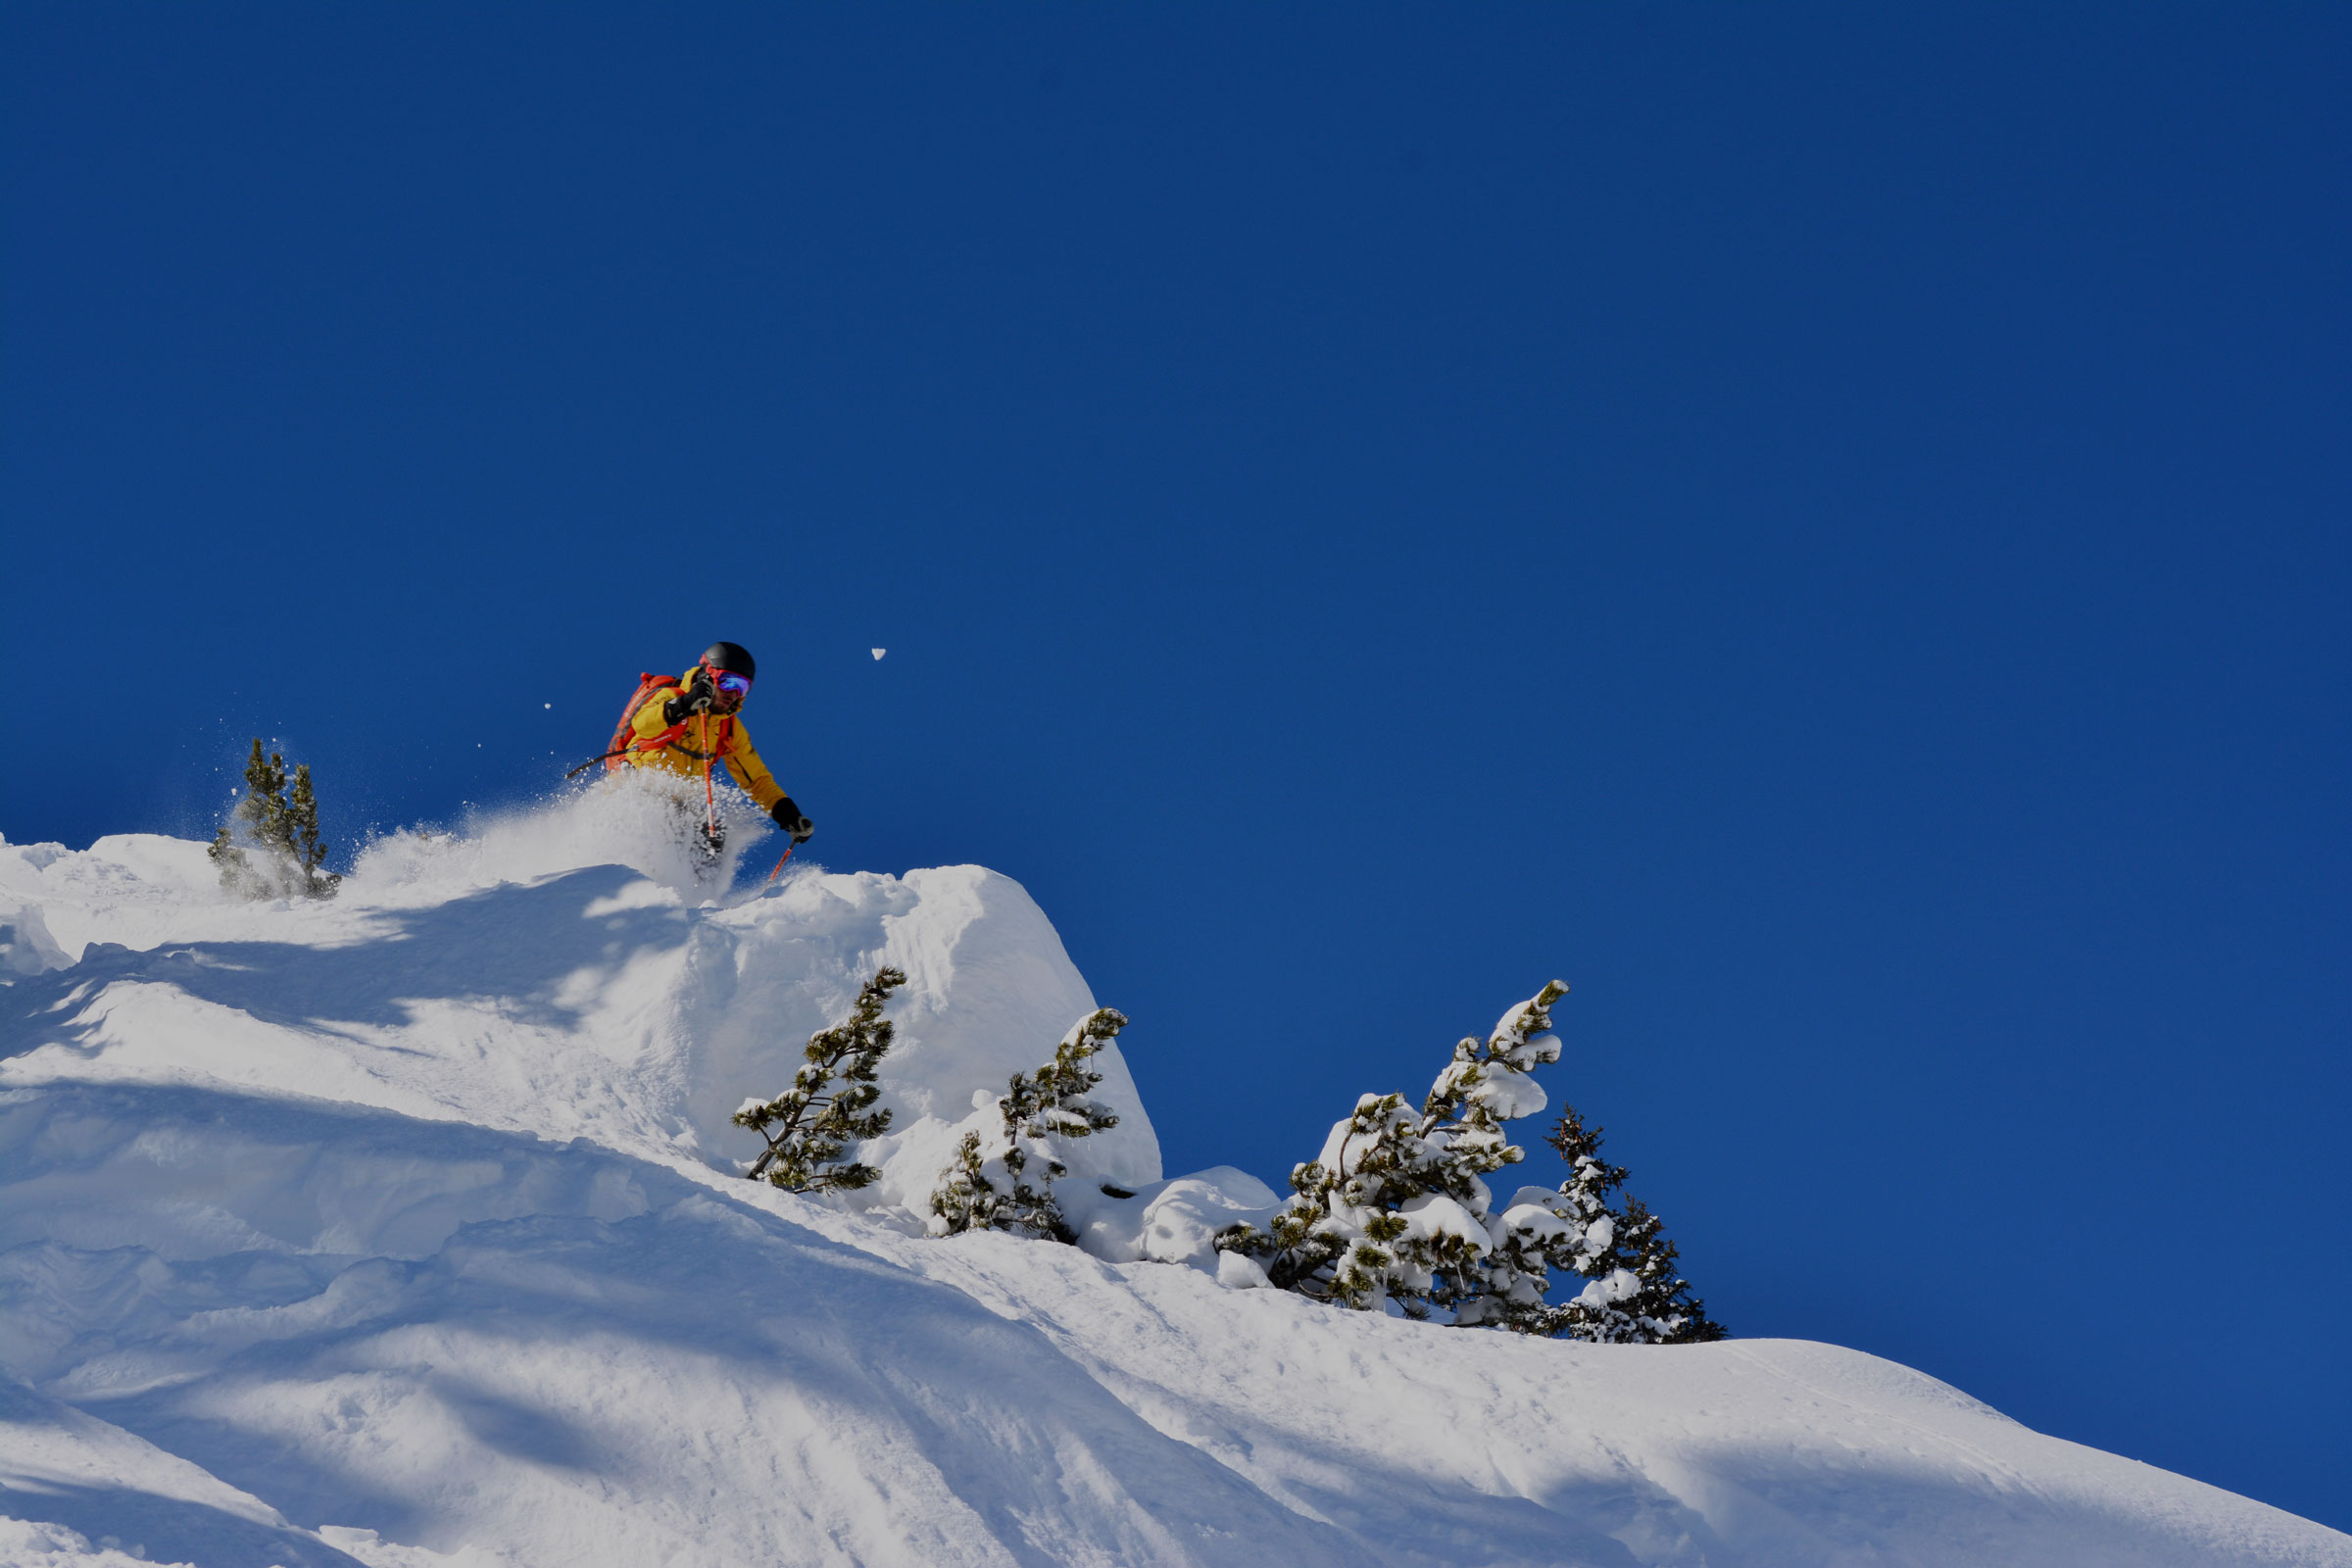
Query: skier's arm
629,688,687,746
720,722,788,811
660,668,717,725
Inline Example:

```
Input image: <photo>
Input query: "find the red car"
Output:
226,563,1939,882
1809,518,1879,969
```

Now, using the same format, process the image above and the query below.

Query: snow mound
2,811,2345,1567
1,795,1161,1218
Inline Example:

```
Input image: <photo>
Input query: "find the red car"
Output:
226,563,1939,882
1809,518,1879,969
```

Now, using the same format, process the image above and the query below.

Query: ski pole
564,751,618,779
763,840,798,885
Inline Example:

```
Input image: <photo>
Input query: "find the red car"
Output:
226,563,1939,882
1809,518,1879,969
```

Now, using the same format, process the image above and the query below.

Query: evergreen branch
736,967,906,1194
928,1006,1128,1244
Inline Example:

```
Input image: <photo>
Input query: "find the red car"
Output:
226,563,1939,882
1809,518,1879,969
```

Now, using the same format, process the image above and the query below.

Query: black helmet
700,641,756,680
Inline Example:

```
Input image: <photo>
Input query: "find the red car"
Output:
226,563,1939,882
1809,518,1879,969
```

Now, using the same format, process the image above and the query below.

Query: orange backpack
564,672,687,779
565,669,740,780
602,672,685,772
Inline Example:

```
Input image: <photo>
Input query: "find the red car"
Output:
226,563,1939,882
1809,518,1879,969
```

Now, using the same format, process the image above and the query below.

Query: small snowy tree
734,966,905,1194
930,1007,1125,1244
1531,1104,1726,1344
209,739,340,900
1579,1196,1725,1344
1233,1092,1449,1311
1216,980,1568,1318
1476,1103,1626,1329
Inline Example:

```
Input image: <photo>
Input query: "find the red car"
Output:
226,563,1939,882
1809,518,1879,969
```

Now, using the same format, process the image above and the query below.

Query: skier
589,641,813,858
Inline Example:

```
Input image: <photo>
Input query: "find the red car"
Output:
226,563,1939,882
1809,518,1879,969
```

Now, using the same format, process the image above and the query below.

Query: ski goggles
710,671,752,698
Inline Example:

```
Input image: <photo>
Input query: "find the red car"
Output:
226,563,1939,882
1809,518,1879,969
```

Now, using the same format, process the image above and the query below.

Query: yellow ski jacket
617,671,789,811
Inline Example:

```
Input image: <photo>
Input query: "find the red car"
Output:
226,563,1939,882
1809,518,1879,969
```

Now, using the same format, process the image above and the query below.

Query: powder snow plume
349,772,783,904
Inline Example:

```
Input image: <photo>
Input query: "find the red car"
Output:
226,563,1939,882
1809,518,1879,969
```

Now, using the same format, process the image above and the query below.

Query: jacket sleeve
721,721,788,810
628,690,683,746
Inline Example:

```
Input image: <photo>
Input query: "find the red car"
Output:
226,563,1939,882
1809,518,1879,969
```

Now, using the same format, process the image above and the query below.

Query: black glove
770,797,814,844
662,670,717,723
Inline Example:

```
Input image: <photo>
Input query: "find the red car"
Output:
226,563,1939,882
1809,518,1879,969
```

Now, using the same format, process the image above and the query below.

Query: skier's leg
695,818,726,872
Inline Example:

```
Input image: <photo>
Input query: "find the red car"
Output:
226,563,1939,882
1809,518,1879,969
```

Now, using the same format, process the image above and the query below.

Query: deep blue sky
6,2,2347,1531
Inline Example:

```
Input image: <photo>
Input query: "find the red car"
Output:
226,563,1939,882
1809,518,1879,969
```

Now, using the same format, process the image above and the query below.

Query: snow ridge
2,801,2345,1567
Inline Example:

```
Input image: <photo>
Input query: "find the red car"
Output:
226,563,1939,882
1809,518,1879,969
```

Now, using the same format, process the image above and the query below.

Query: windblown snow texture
2,795,2345,1567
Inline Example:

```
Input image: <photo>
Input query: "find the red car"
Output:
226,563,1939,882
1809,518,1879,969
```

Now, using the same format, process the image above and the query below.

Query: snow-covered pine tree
1216,980,1569,1318
1529,1103,1726,1344
1592,1195,1726,1344
928,1130,1058,1240
209,739,340,900
1474,1102,1626,1332
734,966,906,1194
929,1006,1125,1244
1234,1092,1444,1310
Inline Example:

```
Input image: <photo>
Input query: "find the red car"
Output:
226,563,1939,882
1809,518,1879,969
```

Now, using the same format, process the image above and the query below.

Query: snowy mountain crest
2,800,2344,1567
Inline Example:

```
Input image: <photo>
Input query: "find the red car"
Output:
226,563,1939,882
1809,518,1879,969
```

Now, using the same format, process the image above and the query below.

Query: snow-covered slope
2,800,2345,1568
